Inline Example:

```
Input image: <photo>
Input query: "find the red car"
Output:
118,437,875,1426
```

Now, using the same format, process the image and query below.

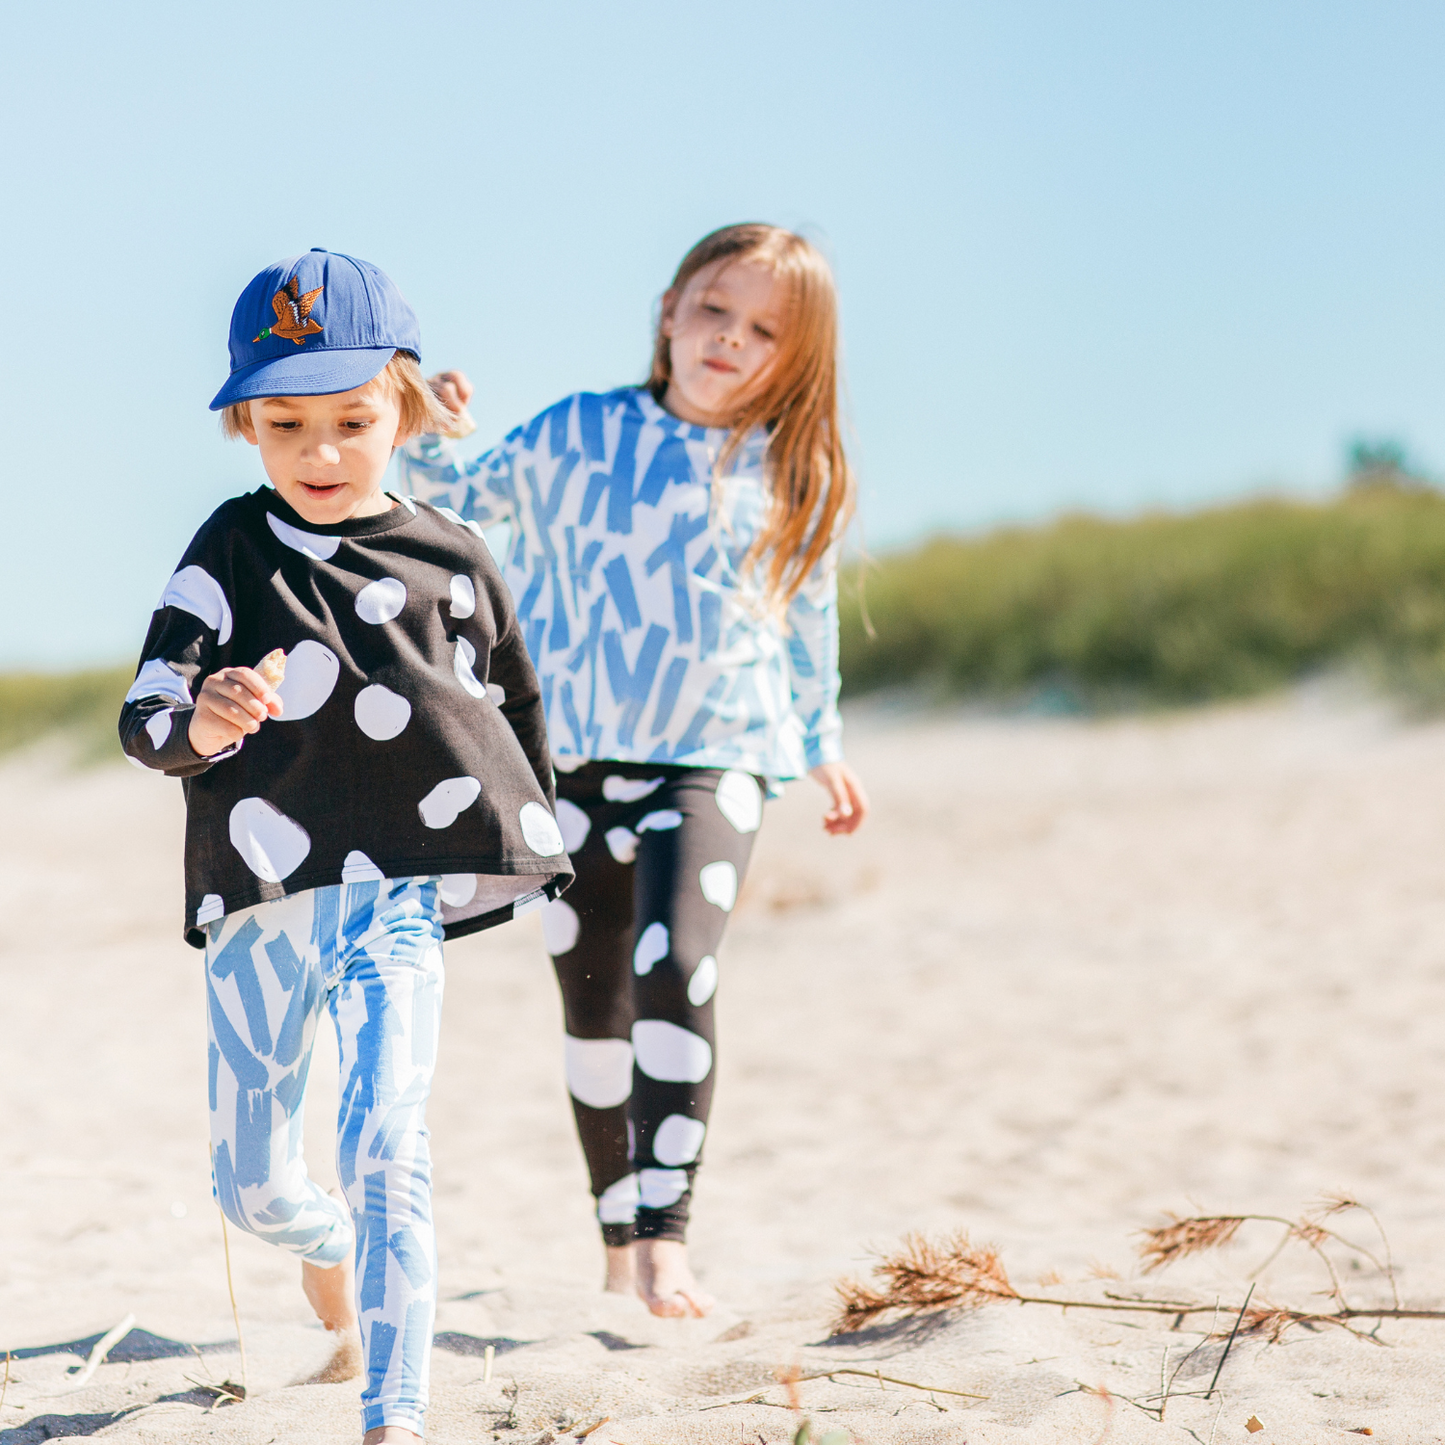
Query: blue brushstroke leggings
205,876,445,1436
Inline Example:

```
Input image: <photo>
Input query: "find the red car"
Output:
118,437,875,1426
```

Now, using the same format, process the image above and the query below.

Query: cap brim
209,346,399,410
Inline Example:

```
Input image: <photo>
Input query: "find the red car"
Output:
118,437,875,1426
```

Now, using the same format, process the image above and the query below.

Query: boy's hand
429,370,474,418
809,761,870,836
188,667,284,758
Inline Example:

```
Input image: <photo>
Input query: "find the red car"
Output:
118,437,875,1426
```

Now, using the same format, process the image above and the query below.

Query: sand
4,691,1445,1444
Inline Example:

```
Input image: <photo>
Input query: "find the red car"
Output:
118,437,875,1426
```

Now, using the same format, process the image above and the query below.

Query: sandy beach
5,691,1445,1443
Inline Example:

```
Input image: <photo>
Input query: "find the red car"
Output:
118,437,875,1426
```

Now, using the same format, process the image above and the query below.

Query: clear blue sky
3,1,1444,668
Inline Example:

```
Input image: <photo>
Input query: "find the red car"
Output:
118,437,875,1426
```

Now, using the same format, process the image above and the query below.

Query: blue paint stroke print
205,877,445,1436
400,387,844,779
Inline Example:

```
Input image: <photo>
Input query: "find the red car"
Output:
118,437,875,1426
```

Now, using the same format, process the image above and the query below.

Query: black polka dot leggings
541,761,764,1244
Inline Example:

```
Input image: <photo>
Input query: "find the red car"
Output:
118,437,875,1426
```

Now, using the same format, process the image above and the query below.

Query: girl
400,224,868,1317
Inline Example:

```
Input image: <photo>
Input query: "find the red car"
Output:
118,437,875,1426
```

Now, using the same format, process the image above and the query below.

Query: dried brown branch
1137,1215,1245,1273
831,1206,1443,1343
834,1231,1018,1332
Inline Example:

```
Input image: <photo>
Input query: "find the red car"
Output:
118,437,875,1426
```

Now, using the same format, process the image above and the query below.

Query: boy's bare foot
301,1256,363,1383
363,1429,422,1444
635,1239,715,1318
604,1242,637,1294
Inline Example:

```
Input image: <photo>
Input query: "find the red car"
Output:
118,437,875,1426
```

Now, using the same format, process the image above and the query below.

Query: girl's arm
395,371,520,528
786,562,869,834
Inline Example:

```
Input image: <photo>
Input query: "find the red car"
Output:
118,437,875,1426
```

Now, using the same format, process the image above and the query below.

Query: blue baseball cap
209,248,421,410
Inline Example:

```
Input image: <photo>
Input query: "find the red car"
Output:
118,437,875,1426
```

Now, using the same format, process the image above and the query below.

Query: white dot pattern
355,577,407,624
554,798,591,852
715,769,763,833
266,513,341,562
520,802,565,856
652,1115,707,1166
638,1168,690,1209
633,921,669,975
354,683,411,740
341,849,385,883
160,564,234,644
565,1035,634,1109
605,826,639,864
417,776,481,829
687,954,718,1006
273,640,339,721
602,775,665,803
438,873,478,906
448,574,476,619
699,860,738,911
632,1019,712,1083
541,898,580,955
144,708,174,749
228,797,311,882
597,1172,639,1224
453,637,486,698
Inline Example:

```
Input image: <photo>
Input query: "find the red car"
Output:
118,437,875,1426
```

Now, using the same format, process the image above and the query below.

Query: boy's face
236,377,407,524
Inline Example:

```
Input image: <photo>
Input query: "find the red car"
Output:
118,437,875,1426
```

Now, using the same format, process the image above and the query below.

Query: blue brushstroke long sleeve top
397,386,844,781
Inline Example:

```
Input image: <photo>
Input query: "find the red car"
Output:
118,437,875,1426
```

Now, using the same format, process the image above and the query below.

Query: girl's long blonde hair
647,224,855,608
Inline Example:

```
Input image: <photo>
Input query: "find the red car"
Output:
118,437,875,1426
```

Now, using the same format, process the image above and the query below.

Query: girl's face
660,257,788,427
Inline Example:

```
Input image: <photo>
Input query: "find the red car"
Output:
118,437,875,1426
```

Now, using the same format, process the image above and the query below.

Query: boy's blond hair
220,351,455,442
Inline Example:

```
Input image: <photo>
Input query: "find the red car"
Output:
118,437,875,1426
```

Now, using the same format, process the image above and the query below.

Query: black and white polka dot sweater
119,487,574,948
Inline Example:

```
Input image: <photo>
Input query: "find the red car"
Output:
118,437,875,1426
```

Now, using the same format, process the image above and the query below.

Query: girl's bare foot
635,1239,715,1318
363,1429,422,1444
301,1256,363,1383
604,1241,637,1294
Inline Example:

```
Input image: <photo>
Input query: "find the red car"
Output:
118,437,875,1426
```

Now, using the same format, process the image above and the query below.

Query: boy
119,249,572,1443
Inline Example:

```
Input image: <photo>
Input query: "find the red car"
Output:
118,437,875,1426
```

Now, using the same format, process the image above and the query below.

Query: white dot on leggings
597,1173,639,1224
564,1035,634,1108
639,1168,690,1208
687,954,718,1006
715,769,763,833
633,921,669,975
605,826,639,864
636,809,683,833
632,1020,712,1083
698,860,737,911
602,775,665,803
653,1114,706,1166
555,798,591,852
541,898,580,955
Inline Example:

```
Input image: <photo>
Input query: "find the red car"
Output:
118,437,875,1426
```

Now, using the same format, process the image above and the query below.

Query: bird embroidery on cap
253,276,324,344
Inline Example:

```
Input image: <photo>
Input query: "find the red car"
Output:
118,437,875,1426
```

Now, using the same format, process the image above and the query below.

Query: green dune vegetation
839,482,1445,709
0,666,134,761
6,479,1445,763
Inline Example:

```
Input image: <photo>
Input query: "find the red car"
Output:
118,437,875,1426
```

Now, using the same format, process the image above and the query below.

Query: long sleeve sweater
120,486,572,946
397,386,845,782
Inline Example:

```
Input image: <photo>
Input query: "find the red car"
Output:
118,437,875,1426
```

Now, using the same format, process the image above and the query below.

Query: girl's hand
429,370,474,417
809,761,869,836
188,667,283,758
